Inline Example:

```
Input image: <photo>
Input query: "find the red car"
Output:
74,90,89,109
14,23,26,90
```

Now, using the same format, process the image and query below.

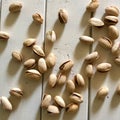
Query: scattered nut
105,6,119,16
24,58,36,69
12,51,23,62
23,38,36,47
111,42,120,55
97,63,112,72
48,74,57,88
97,86,109,98
66,103,79,112
58,9,68,24
38,58,47,73
89,17,104,27
9,88,23,98
0,96,12,111
54,96,66,108
57,73,67,85
47,105,60,114
70,92,83,104
0,31,9,40
114,56,120,65
86,64,94,78
32,45,45,57
66,80,75,93
46,30,56,42
98,36,113,49
9,2,22,12
116,84,120,95
79,35,94,44
41,94,52,108
32,13,43,24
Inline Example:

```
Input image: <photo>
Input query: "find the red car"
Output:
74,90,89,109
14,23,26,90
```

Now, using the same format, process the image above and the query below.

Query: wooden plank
0,0,45,120
42,0,90,120
90,0,120,120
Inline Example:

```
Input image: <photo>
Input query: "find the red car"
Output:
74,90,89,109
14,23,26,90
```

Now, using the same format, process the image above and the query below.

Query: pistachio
97,86,109,98
38,58,47,73
97,63,112,72
24,58,36,68
46,30,56,42
79,35,94,44
32,13,43,24
105,6,119,16
47,105,60,114
86,64,94,78
57,73,67,85
58,9,68,24
0,31,9,40
108,25,119,40
9,2,22,12
48,74,57,88
89,17,104,27
0,96,12,111
9,88,23,97
66,103,79,112
85,51,99,63
46,53,56,68
111,42,120,55
32,45,45,57
86,0,99,12
104,16,118,25
66,80,75,93
54,96,65,108
73,74,85,87
23,38,36,47
70,92,83,104
114,56,120,65
116,84,120,95
25,69,41,79
12,51,23,62
59,60,74,72
98,36,113,49
41,94,52,108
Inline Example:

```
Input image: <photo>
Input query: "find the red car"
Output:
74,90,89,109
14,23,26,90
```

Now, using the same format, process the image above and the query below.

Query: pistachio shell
9,88,23,97
23,38,36,47
66,80,75,93
116,84,120,95
66,103,79,112
111,42,120,55
32,13,43,24
104,16,118,25
48,74,57,88
115,56,120,65
12,51,23,62
86,64,94,78
24,59,36,68
47,105,60,114
0,31,10,40
57,73,67,85
79,36,94,44
9,2,22,12
46,30,56,42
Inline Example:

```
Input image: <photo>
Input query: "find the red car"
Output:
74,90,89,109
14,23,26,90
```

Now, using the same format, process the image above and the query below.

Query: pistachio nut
0,31,9,40
12,51,23,62
97,63,112,72
24,58,36,68
9,2,22,12
9,88,23,97
70,92,83,104
57,73,67,85
79,35,94,44
98,36,113,49
114,56,120,65
111,42,120,55
46,30,56,42
46,53,56,68
116,84,120,95
48,74,57,88
86,64,94,78
32,13,43,24
25,69,41,79
105,6,119,16
66,80,75,93
66,103,79,112
73,74,85,87
85,51,99,63
32,45,45,57
0,96,12,111
89,17,104,27
23,38,36,47
41,94,52,108
54,96,66,108
38,58,47,73
104,15,118,25
59,60,74,72
97,86,109,98
108,25,119,40
47,105,60,114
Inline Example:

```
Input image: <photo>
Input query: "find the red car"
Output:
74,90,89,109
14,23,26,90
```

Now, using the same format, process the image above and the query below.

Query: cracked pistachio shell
47,105,60,114
66,80,75,93
111,42,120,55
0,31,10,40
9,88,23,97
23,38,36,47
57,73,67,85
46,30,56,42
66,103,79,112
48,74,57,88
104,16,118,25
0,96,12,111
12,51,23,62
32,13,43,24
24,58,36,68
86,64,94,78
9,2,22,12
115,56,120,65
54,96,66,108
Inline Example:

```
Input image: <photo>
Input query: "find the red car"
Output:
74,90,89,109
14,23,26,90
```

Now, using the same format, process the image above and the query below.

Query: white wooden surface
0,0,120,120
